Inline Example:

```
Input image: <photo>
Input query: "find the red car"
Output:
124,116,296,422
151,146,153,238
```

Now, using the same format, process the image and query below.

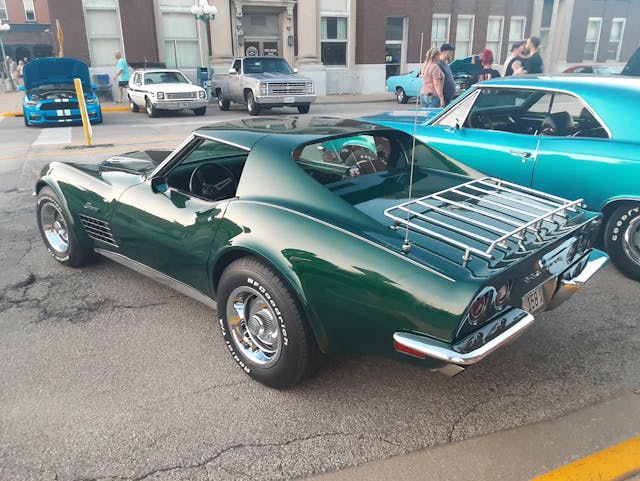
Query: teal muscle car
364,75,640,282
35,117,607,387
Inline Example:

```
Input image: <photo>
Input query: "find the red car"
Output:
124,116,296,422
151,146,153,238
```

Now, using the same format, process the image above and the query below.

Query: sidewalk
302,389,640,481
0,90,394,117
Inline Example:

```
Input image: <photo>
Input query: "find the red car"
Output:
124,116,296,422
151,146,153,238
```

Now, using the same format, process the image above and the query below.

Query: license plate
180,102,189,108
522,284,546,313
284,96,295,103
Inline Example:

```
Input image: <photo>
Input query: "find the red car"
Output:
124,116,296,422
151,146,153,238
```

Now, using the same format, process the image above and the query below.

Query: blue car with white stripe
21,58,102,127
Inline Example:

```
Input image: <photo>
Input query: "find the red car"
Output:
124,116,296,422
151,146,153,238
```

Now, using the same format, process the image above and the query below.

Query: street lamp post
0,20,15,92
191,0,217,59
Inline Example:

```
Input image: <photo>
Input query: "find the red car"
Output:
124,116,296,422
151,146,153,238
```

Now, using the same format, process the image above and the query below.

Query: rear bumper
393,248,608,372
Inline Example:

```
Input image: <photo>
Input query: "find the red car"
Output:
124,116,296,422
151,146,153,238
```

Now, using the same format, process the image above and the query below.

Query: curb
1,96,395,118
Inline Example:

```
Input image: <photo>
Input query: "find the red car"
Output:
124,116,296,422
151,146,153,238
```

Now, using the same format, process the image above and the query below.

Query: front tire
246,92,260,116
145,97,157,118
193,106,206,116
36,187,97,268
217,91,230,111
396,87,408,104
297,104,310,114
217,257,319,388
129,96,139,112
604,203,640,281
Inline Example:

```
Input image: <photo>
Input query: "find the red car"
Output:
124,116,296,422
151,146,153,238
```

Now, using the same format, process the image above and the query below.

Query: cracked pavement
1,114,639,481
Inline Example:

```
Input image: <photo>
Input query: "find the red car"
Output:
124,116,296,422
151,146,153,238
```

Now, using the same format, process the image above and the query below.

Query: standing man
113,51,130,103
438,43,456,106
503,41,526,76
523,36,544,74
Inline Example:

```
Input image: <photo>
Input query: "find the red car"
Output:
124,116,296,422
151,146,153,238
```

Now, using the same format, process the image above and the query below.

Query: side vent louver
78,214,118,247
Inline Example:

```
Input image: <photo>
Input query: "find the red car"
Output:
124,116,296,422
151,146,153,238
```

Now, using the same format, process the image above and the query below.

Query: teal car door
108,137,247,294
421,87,542,187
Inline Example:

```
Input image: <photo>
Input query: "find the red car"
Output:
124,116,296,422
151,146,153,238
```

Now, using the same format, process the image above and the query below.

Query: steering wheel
340,146,385,175
189,163,238,200
468,111,487,129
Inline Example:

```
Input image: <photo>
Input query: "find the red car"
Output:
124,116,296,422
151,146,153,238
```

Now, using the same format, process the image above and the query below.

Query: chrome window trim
431,84,612,139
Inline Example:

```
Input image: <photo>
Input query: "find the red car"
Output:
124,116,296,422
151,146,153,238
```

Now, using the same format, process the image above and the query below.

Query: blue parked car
21,57,102,127
386,55,481,104
365,75,640,281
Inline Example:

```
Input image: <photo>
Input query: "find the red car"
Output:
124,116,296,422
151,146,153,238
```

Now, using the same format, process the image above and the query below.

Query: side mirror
228,68,237,74
151,176,168,193
455,118,461,130
293,68,298,74
17,85,25,91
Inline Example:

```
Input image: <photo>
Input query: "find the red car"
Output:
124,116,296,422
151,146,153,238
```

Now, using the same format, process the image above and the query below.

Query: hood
23,57,91,91
246,72,311,81
450,55,481,76
621,47,640,76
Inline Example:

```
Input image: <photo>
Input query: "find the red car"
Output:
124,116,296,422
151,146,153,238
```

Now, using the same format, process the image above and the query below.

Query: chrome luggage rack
385,177,583,265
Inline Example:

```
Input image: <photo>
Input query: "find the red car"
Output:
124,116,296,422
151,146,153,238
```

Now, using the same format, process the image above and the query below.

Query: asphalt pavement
1,89,639,481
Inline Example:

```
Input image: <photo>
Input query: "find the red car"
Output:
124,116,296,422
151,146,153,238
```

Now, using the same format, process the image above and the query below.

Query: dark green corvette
35,117,607,387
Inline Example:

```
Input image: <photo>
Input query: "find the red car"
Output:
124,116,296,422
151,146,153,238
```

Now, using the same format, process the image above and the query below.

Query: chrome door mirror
151,176,168,193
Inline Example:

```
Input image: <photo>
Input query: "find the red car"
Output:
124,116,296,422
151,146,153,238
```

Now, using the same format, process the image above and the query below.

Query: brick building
44,0,640,95
0,0,53,61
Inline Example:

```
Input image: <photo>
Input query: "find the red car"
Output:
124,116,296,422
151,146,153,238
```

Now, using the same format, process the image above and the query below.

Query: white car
127,69,208,118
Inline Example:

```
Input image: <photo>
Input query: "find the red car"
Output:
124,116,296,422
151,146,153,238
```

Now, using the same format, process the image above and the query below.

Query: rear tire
246,92,260,116
604,203,640,281
36,187,97,268
217,256,319,388
396,87,408,104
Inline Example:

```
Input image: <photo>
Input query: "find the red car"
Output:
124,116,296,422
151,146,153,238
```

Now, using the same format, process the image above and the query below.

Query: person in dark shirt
523,36,544,73
438,43,457,106
503,40,526,76
474,49,501,83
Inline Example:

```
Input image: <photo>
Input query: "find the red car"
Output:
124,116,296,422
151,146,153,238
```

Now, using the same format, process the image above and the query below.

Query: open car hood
23,57,91,91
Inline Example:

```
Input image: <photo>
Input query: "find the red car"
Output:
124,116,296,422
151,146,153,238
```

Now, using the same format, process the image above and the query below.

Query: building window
161,10,199,68
0,0,7,20
84,6,122,67
431,15,450,50
607,18,625,61
456,15,474,57
385,17,405,78
584,17,602,62
486,16,504,63
509,16,526,43
23,0,36,21
321,16,347,66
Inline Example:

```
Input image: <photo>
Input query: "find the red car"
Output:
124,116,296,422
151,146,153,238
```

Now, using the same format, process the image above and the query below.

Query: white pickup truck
211,56,316,116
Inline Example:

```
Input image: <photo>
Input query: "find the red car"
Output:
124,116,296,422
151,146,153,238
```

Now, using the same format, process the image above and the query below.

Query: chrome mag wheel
226,286,282,366
623,216,640,266
40,201,69,254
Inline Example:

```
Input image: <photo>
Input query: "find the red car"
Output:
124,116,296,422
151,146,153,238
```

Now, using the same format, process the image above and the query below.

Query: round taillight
495,280,513,309
468,292,490,325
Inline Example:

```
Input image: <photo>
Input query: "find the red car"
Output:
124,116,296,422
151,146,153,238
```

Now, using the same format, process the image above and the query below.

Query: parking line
33,127,72,145
531,436,640,481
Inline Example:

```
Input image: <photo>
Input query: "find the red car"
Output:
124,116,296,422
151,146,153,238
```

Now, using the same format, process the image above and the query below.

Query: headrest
541,111,575,136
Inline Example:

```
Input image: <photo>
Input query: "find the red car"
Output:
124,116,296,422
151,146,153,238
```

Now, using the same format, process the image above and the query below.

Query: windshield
243,58,294,75
145,71,189,84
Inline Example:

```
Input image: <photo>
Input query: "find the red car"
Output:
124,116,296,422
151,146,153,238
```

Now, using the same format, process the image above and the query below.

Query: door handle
509,150,533,163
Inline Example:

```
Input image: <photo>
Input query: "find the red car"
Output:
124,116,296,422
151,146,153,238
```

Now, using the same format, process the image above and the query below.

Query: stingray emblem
83,202,99,212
